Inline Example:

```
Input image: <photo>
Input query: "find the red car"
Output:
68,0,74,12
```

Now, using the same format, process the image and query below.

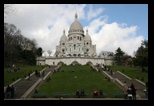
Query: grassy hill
109,66,148,82
36,65,123,98
4,65,45,86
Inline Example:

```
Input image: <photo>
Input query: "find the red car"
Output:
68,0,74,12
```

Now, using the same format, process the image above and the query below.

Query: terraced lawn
36,65,123,98
4,65,46,86
109,66,148,82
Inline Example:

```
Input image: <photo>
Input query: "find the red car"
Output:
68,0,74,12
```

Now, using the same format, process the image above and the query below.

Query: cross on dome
86,29,88,34
75,13,78,20
63,29,65,35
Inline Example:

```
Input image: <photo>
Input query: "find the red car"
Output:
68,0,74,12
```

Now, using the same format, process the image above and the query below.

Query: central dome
69,20,83,30
68,13,84,36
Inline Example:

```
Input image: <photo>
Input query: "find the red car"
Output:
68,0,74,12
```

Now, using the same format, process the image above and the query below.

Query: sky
4,4,148,57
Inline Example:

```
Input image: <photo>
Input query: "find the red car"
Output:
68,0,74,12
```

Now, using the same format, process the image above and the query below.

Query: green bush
32,93,47,98
114,93,125,98
53,93,69,98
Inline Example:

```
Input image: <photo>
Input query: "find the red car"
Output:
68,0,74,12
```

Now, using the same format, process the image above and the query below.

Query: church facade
36,13,114,66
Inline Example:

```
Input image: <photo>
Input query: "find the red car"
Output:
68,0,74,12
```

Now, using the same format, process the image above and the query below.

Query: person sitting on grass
99,89,103,97
93,89,98,97
76,90,80,98
81,89,85,96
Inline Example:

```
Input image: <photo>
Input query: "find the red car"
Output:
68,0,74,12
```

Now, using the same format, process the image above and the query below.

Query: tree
4,4,15,18
114,47,125,65
133,39,148,67
47,50,52,57
36,47,43,57
4,22,38,67
21,50,36,65
123,54,133,66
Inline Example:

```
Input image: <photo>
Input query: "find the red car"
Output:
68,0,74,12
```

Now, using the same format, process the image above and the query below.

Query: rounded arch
86,61,93,65
71,61,80,65
57,61,64,65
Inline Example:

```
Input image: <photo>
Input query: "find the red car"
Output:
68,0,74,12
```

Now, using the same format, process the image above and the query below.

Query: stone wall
36,57,114,66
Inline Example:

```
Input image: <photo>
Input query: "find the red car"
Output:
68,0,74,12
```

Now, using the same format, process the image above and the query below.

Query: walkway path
102,69,147,99
5,66,56,99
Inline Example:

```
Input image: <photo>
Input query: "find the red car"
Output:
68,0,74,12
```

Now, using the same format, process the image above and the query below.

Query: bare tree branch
4,4,15,18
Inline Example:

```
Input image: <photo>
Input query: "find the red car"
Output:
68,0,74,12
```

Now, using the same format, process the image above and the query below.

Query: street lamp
11,41,13,67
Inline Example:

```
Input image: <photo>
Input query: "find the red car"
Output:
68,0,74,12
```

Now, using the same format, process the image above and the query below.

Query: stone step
5,66,56,99
100,69,147,99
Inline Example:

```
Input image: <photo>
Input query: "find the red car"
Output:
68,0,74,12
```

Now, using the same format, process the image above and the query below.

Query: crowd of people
75,89,103,98
76,89,85,98
93,89,103,97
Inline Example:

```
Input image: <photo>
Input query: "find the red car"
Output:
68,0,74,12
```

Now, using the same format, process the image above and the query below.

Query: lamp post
11,41,13,67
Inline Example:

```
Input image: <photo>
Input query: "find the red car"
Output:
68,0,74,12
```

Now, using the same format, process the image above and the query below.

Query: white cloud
89,22,144,56
4,4,144,57
87,4,104,21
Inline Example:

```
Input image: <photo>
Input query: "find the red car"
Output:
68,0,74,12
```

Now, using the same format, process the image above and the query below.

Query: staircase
5,66,56,99
95,66,147,99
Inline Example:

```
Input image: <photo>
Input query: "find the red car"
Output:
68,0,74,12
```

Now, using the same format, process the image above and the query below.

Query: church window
87,42,89,45
87,49,89,52
74,44,76,50
62,49,65,52
62,43,65,45
77,36,79,40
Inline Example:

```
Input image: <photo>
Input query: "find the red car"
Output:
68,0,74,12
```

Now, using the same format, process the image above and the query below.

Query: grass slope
109,66,148,82
4,65,45,86
37,65,123,98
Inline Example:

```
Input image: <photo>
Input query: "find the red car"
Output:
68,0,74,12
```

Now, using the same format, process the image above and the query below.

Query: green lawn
109,66,148,83
36,65,123,98
4,65,45,86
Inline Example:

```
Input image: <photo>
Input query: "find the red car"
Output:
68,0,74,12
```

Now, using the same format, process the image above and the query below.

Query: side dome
60,30,67,42
84,29,91,41
68,13,84,36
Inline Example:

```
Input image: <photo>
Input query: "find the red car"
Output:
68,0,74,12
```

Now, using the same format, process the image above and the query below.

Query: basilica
36,13,114,66
55,13,96,58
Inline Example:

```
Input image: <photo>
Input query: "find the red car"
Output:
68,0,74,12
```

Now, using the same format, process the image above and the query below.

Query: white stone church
36,13,114,66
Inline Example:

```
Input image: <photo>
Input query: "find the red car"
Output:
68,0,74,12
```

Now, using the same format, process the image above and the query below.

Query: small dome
84,29,91,41
60,30,67,42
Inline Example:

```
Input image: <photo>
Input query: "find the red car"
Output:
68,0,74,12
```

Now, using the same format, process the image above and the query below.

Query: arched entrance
57,61,64,65
71,61,80,65
86,61,93,65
